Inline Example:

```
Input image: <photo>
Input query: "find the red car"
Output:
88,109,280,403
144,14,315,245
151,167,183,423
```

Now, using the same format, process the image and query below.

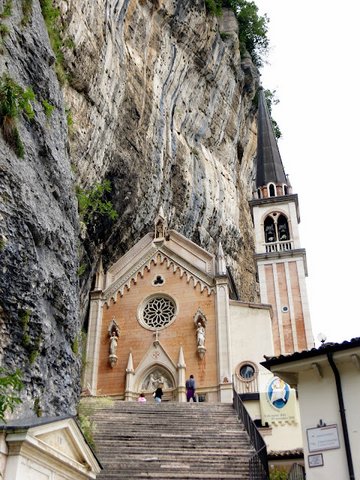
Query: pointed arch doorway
137,366,176,401
125,341,186,402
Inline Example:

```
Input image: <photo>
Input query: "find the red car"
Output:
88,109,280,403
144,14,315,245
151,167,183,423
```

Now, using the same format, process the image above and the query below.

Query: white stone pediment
3,418,101,479
35,425,85,464
102,230,216,303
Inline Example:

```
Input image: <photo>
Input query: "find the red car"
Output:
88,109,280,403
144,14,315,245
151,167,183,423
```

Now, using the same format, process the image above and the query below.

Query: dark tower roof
256,88,287,188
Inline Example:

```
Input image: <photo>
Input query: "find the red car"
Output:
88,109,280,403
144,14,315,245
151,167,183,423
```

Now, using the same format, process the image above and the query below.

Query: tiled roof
262,337,360,368
268,448,303,460
0,415,72,431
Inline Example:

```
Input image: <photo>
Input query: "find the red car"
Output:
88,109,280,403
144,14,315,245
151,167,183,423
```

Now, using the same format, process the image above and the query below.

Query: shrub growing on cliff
205,0,222,16
0,23,9,53
21,0,33,26
0,0,13,19
42,99,55,118
76,180,118,226
0,74,35,157
223,0,269,67
0,0,12,53
39,0,66,83
0,368,23,422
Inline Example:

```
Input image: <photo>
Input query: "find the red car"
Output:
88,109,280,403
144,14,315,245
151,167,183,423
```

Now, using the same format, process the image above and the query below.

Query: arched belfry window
264,216,276,243
268,183,276,197
278,215,289,241
264,213,291,244
283,184,288,195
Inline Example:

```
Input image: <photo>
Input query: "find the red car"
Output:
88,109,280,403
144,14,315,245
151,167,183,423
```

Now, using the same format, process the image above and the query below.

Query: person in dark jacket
186,374,196,402
154,383,163,403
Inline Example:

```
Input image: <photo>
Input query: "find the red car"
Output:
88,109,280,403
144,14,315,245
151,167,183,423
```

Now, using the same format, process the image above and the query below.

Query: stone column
215,276,233,403
177,346,186,402
125,352,135,401
83,290,103,395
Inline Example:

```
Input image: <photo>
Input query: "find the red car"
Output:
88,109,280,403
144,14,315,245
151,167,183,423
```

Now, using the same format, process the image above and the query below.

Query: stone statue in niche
196,322,206,347
193,308,207,359
196,320,206,359
108,319,120,368
154,206,168,240
109,331,118,356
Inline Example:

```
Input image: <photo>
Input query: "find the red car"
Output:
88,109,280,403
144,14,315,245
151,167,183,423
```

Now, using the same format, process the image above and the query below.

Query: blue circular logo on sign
267,377,290,409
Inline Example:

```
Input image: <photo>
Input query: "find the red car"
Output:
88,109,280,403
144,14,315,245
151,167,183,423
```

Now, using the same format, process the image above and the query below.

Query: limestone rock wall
0,0,259,416
62,0,259,299
0,1,80,415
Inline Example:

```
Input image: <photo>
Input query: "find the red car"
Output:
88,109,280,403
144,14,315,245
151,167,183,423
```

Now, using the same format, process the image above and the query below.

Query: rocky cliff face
0,0,259,416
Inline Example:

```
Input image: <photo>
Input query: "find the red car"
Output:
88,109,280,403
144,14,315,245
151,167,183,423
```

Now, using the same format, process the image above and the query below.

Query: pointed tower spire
256,88,288,197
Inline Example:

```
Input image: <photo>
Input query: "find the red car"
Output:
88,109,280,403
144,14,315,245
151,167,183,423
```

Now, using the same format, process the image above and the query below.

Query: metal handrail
233,383,269,478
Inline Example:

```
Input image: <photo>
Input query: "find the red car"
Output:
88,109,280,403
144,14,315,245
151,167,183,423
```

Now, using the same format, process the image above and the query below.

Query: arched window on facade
283,184,288,195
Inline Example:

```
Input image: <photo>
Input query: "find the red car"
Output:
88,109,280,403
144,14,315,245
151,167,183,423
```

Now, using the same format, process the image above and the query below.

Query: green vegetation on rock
39,0,66,84
0,0,13,19
0,74,35,157
204,1,269,67
0,368,23,422
21,0,33,26
42,99,55,118
78,397,114,450
224,0,269,67
205,0,223,16
76,180,118,225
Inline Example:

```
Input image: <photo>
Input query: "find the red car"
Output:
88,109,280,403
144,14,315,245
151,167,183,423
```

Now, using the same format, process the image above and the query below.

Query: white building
262,337,360,479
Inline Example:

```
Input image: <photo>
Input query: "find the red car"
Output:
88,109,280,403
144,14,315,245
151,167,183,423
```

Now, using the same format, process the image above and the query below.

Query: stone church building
83,89,314,438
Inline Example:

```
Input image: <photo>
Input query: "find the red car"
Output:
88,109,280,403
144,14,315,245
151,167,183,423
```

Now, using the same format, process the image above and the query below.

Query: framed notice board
306,424,340,452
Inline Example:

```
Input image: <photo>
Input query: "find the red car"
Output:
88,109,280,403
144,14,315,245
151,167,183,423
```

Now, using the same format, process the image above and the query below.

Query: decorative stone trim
103,252,214,305
137,293,178,331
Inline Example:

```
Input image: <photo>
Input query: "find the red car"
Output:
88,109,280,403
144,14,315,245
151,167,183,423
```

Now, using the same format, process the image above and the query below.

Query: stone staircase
87,399,256,479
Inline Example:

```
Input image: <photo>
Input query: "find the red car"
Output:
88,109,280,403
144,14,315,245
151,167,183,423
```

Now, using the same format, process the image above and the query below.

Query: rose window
142,296,176,328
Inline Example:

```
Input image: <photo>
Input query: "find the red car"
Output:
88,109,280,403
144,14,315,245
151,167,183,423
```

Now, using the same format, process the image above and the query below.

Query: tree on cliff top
224,0,269,67
206,0,269,67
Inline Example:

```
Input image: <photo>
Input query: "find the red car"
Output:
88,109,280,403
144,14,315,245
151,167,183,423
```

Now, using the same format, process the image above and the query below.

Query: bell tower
249,88,314,355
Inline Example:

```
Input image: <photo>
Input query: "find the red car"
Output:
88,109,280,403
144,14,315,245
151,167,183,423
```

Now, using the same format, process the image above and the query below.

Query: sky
254,0,360,345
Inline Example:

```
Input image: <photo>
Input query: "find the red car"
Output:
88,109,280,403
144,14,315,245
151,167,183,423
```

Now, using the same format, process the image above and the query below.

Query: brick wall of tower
264,261,308,355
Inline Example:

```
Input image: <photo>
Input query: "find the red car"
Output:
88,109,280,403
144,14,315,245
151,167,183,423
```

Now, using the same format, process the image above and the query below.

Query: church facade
84,208,274,404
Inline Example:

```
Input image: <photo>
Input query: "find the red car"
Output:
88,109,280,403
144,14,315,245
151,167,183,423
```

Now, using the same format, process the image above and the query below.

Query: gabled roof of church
100,230,217,303
256,88,287,188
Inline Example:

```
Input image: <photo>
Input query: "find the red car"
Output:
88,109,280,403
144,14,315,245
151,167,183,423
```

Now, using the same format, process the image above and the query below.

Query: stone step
86,400,255,479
